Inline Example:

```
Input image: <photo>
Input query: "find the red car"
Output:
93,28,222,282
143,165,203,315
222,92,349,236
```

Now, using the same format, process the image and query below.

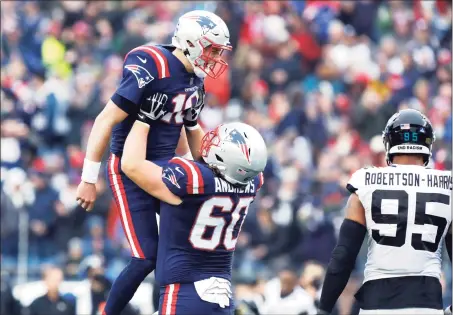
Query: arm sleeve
318,219,366,313
446,223,452,262
112,51,159,113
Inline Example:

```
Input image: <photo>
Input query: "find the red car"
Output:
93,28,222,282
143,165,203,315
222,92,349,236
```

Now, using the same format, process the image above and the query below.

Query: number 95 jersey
347,165,452,283
156,157,264,286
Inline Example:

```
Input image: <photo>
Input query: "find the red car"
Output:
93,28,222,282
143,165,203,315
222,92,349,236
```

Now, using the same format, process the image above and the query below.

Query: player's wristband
81,159,101,184
184,122,200,131
181,151,194,160
137,111,153,125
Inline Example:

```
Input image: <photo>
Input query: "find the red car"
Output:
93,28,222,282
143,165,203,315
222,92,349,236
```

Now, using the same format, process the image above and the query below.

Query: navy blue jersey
110,45,204,161
156,157,265,285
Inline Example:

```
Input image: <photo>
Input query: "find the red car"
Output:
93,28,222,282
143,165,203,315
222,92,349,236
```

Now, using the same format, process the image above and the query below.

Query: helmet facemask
200,126,225,170
186,36,231,79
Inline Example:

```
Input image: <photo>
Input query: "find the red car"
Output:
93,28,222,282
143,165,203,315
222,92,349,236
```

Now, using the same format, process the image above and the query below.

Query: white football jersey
347,165,452,283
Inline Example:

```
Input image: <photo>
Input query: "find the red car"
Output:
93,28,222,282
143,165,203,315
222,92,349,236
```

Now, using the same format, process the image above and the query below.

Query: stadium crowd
1,0,452,314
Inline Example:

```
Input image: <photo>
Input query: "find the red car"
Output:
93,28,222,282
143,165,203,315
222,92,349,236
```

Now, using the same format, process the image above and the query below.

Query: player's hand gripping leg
76,181,97,211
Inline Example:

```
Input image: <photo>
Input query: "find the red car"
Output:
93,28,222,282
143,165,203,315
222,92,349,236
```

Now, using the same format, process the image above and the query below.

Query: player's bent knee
130,257,156,273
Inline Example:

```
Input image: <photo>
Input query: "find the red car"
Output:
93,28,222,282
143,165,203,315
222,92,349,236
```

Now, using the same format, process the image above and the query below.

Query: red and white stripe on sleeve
171,157,205,194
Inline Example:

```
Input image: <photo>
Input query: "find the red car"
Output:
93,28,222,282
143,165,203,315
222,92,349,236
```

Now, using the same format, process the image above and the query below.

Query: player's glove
183,85,205,129
137,95,168,125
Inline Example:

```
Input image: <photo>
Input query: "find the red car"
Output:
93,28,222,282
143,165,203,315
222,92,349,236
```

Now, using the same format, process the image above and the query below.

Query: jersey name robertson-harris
365,171,452,189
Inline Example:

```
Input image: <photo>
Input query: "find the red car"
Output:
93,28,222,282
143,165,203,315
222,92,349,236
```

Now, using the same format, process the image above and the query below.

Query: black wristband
183,119,198,128
137,111,151,125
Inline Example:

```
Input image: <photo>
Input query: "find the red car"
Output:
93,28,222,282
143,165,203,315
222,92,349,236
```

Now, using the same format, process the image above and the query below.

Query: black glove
137,95,168,125
183,85,205,128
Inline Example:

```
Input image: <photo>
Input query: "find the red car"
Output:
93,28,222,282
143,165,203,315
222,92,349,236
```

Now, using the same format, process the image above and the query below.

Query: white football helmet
172,10,232,79
200,122,268,186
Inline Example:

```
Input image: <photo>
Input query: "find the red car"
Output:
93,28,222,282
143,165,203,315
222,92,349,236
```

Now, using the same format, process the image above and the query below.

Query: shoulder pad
346,168,367,194
362,165,378,169
167,157,206,195
124,45,171,80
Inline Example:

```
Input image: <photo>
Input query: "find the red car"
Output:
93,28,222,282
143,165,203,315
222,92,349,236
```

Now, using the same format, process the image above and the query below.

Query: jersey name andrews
214,177,255,194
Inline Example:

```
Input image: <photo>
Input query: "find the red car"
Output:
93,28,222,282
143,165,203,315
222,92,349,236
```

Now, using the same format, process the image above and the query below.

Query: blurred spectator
0,271,22,315
65,237,84,279
258,267,317,314
81,216,116,266
1,179,21,261
27,266,76,315
299,261,325,303
74,256,139,315
27,169,61,265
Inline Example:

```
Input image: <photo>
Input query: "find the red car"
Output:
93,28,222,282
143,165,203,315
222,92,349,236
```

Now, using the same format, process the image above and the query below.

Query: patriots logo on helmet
162,168,181,189
228,129,251,164
185,16,217,35
124,64,154,88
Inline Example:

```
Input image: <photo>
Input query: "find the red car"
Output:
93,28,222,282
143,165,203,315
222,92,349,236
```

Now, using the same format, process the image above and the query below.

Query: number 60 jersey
347,164,452,283
156,157,264,286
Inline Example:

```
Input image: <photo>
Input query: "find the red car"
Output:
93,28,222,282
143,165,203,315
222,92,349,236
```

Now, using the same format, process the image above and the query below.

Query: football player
121,102,267,314
318,109,452,315
75,10,232,315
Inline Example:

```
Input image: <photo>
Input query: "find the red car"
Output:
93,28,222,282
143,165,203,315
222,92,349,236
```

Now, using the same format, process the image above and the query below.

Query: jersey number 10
189,196,254,251
371,190,450,252
161,91,199,124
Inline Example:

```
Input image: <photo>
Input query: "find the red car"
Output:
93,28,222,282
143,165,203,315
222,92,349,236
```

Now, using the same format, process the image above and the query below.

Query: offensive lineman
75,11,232,315
121,99,267,313
318,109,452,315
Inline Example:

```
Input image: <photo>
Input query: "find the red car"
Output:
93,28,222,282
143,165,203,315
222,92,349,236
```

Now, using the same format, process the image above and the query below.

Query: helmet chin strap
193,67,208,79
181,48,207,78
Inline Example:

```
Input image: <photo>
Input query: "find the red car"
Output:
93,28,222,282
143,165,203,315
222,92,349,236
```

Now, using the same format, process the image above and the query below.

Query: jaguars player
318,109,452,315
75,10,232,315
121,100,266,314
